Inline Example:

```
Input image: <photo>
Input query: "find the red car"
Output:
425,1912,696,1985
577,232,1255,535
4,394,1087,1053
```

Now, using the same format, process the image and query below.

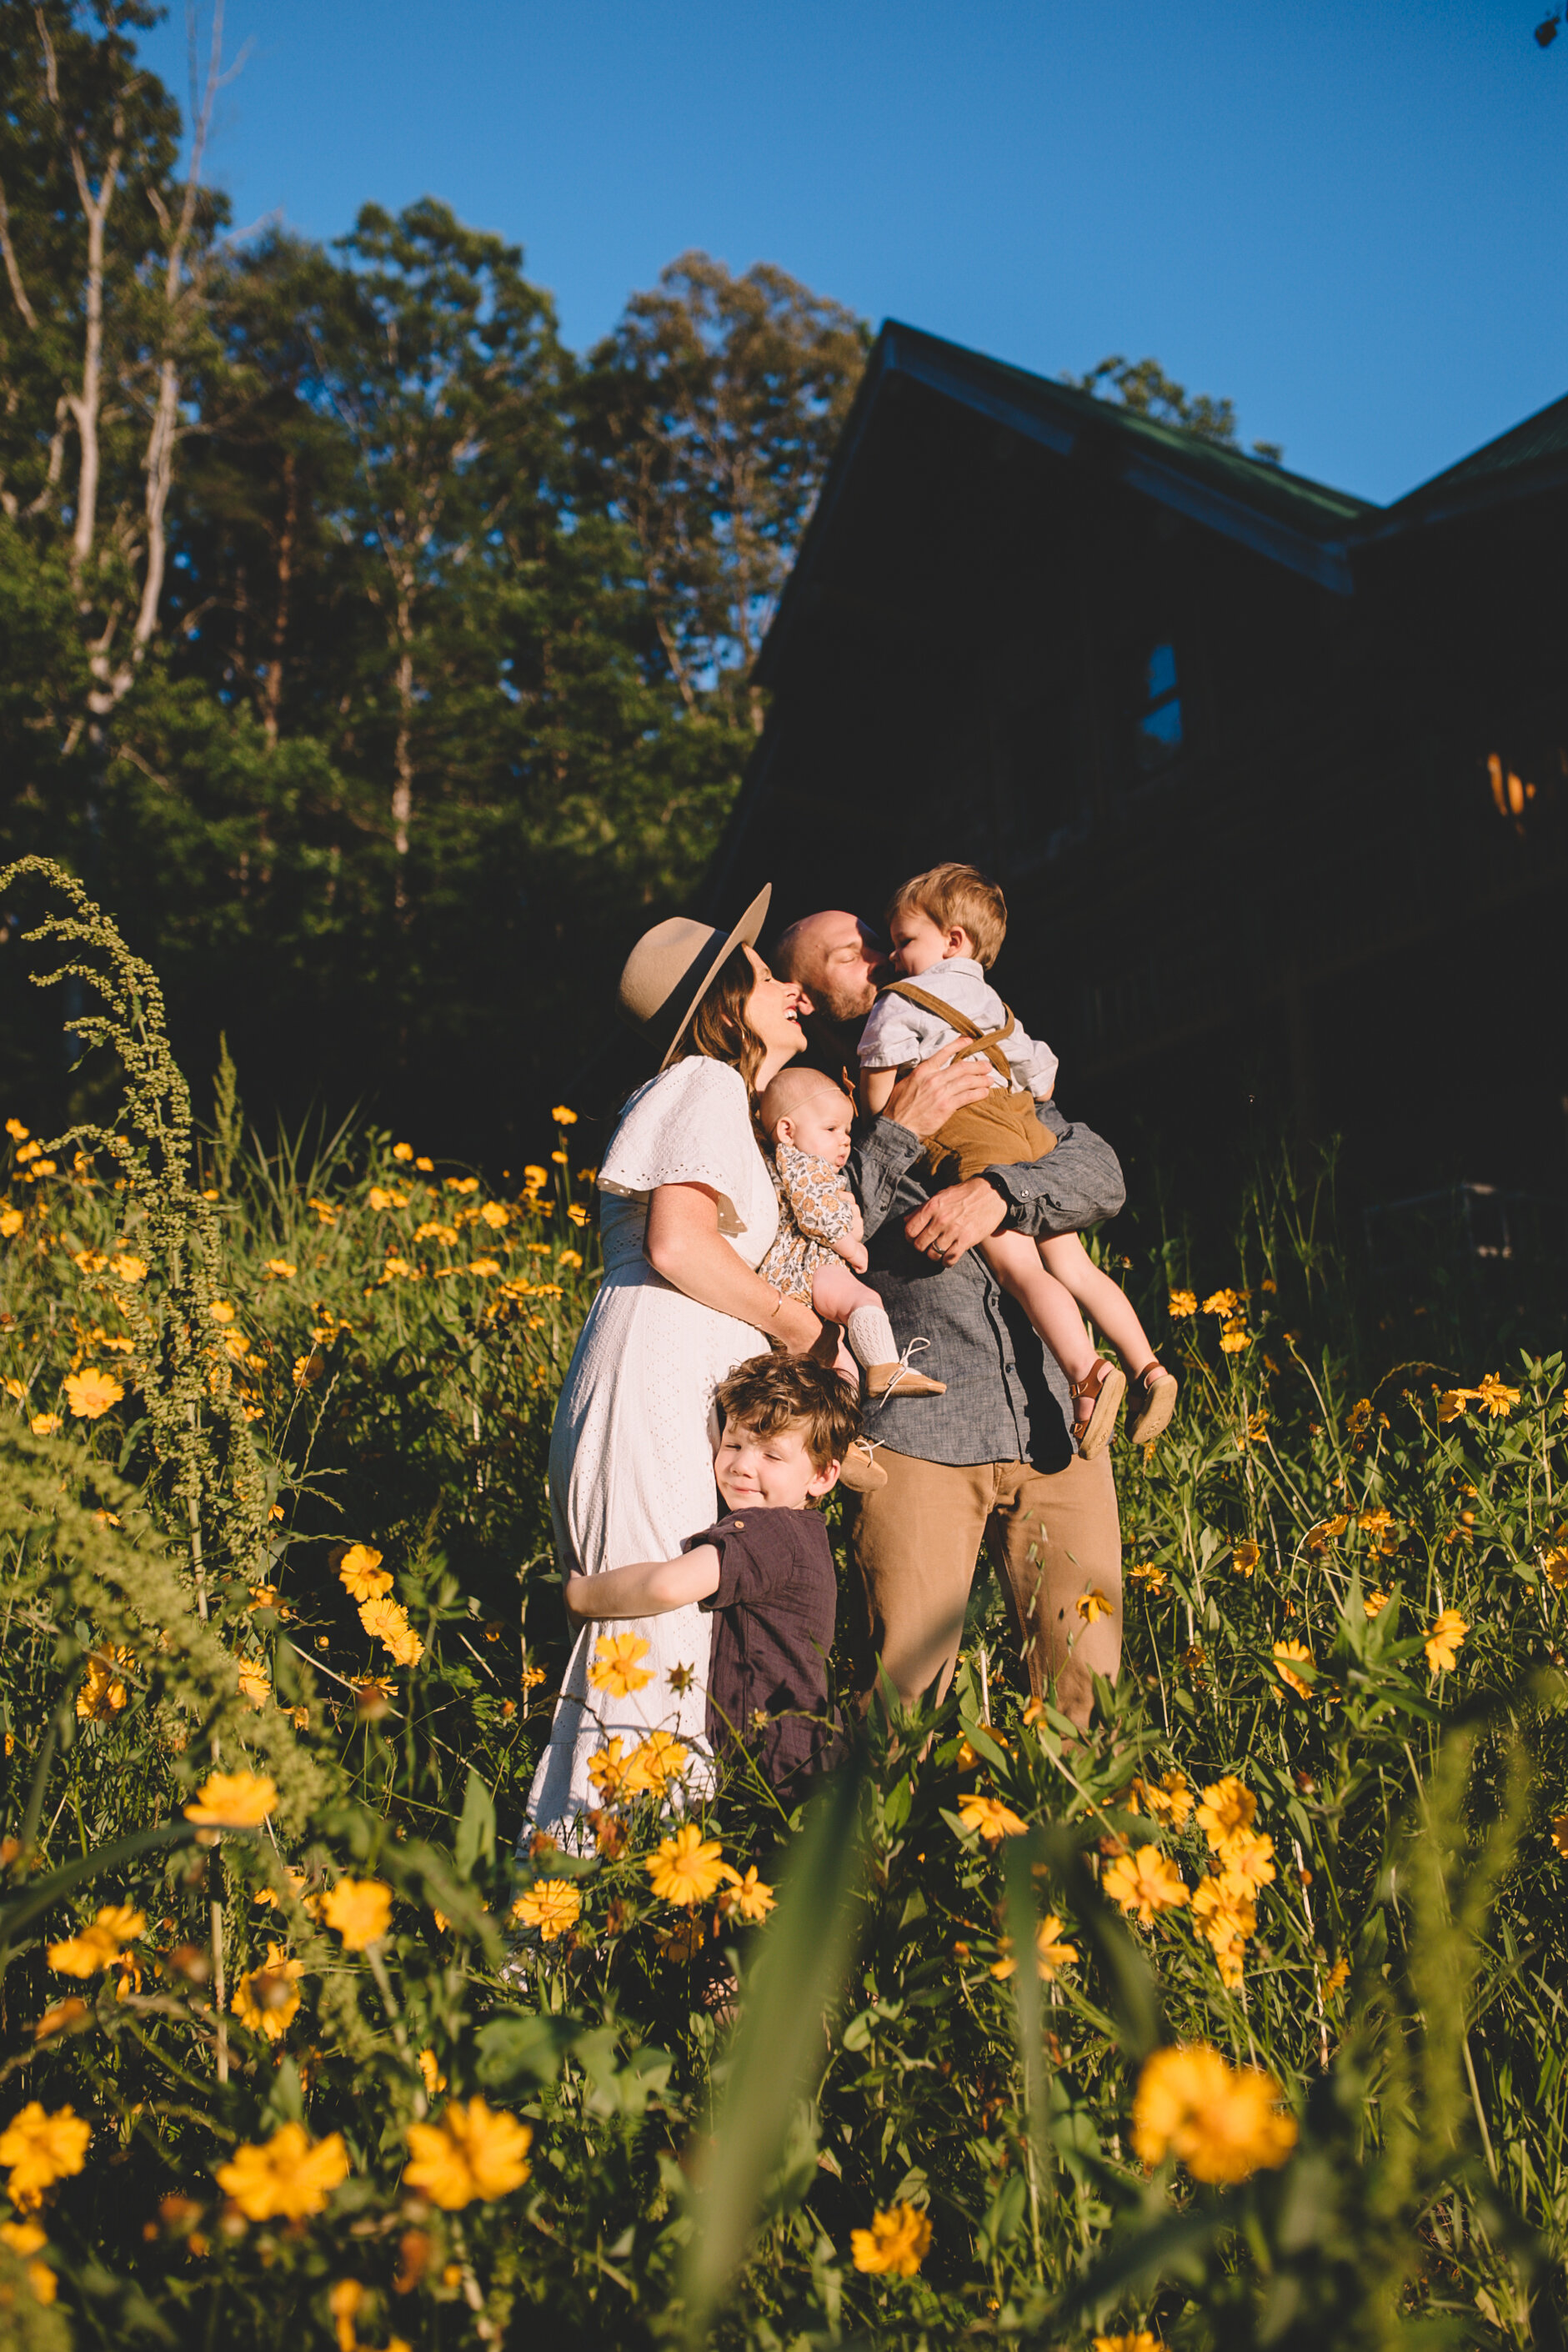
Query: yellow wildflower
359,1594,424,1666
368,1186,408,1211
0,2104,92,2209
1218,1831,1276,1896
1473,1372,1520,1417
338,1543,392,1601
47,1904,145,1977
621,1729,689,1795
73,1247,108,1274
1220,1319,1250,1354
1202,1287,1240,1316
263,1258,296,1279
1365,1587,1390,1617
77,1646,133,1721
415,1156,434,1172
989,1913,1078,1981
1273,1640,1314,1698
1128,1562,1167,1593
108,1253,147,1284
1551,1816,1568,1858
418,2049,446,2096
216,2122,348,2220
588,1631,654,1697
1132,2044,1296,2183
468,1257,502,1277
1102,1846,1189,1924
1130,1772,1194,1828
1195,1778,1256,1850
523,1165,548,1189
1094,2335,1169,2352
1075,1587,1113,1623
236,1659,270,1710
4,1119,26,1139
479,1201,509,1229
0,1208,22,1238
0,2215,55,2306
551,1106,579,1126
509,1879,581,1943
232,1943,303,2040
321,1878,392,1950
586,1736,630,1801
64,1367,123,1418
849,2202,931,2276
558,1248,584,1269
1167,1288,1197,1318
29,1412,62,1435
716,1864,776,1923
33,2000,88,2042
183,1769,278,1828
550,1150,569,1165
404,2099,531,2209
956,1793,1029,1843
1232,1540,1261,1577
413,1221,458,1245
379,1256,419,1282
645,1825,728,1908
1425,1608,1468,1673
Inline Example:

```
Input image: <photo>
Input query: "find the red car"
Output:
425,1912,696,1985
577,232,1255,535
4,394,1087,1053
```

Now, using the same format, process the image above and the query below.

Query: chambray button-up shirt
848,1106,1126,1473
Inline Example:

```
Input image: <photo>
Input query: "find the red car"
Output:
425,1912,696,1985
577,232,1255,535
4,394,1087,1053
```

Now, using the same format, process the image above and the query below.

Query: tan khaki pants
850,1446,1122,1729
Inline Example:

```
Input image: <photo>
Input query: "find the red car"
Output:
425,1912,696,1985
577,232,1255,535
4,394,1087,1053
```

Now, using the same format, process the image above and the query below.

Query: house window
1127,640,1185,780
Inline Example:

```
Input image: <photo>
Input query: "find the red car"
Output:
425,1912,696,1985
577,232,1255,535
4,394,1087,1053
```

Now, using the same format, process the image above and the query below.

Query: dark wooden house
709,323,1568,1196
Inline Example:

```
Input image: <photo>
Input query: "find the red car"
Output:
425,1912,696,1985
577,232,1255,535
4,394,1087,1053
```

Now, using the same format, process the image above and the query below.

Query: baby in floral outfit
756,1067,944,1402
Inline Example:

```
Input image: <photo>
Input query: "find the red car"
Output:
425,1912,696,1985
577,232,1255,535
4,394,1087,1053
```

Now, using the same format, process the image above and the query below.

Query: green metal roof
757,320,1566,685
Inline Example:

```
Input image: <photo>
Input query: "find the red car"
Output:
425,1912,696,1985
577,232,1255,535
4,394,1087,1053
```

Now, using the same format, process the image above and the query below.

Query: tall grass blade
681,1759,865,2342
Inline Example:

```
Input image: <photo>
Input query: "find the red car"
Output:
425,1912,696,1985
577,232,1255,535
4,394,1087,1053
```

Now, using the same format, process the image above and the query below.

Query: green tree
1067,352,1285,465
579,251,869,732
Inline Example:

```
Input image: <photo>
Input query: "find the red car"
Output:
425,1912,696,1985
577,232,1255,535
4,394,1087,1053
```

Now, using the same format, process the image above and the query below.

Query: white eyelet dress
524,1056,780,1838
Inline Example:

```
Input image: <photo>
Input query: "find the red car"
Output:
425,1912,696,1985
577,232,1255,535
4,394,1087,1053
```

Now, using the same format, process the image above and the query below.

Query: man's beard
814,977,878,1024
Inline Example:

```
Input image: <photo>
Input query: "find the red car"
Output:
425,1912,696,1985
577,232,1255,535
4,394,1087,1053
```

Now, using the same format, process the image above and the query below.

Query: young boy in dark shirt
564,1356,857,1798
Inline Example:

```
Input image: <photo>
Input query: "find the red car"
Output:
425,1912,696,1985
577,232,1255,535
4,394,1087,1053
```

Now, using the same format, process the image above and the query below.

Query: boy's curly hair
714,1355,862,1475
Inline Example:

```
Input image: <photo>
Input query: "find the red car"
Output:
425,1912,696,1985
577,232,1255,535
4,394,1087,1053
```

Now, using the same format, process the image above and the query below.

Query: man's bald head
774,909,887,1023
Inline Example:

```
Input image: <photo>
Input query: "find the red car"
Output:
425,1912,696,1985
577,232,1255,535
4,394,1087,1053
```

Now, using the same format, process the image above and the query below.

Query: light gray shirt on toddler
856,957,1060,1099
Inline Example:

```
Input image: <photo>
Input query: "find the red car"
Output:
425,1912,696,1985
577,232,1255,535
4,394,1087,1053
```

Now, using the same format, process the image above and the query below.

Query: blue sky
139,1,1567,504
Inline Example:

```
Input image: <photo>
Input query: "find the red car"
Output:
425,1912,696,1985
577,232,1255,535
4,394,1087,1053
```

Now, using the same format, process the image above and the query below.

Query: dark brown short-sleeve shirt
683,1507,839,1797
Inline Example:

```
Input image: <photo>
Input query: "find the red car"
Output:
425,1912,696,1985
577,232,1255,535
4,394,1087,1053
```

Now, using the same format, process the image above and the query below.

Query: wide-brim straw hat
618,884,772,1070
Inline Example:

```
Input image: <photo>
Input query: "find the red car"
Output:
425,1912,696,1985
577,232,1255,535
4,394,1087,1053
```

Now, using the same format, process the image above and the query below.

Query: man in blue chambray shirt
775,909,1125,1730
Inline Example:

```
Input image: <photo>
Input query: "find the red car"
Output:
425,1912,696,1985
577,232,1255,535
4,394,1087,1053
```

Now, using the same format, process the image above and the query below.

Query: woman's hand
773,1297,823,1357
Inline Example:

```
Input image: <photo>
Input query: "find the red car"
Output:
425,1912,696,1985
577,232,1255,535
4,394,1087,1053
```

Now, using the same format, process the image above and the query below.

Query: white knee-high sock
845,1305,899,1370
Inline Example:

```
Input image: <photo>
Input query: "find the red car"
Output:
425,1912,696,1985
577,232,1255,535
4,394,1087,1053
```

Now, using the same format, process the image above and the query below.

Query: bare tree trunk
262,445,297,746
0,175,39,328
63,127,121,584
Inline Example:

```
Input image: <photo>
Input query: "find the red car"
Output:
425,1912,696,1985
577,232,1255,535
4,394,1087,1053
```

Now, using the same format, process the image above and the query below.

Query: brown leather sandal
1070,1357,1126,1460
837,1437,889,1493
1127,1362,1178,1445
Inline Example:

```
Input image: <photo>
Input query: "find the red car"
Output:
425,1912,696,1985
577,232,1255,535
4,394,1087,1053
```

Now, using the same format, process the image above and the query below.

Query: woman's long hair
670,943,769,1095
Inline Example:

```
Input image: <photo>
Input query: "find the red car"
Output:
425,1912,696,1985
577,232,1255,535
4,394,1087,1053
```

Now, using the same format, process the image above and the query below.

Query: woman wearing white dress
526,885,824,1836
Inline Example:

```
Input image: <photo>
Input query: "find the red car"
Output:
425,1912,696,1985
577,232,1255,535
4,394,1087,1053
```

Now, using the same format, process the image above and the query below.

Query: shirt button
733,1519,744,1528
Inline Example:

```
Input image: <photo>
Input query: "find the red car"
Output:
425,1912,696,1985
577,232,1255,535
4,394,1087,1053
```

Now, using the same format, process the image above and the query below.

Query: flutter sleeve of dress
599,1056,759,1236
774,1140,857,1247
856,990,949,1072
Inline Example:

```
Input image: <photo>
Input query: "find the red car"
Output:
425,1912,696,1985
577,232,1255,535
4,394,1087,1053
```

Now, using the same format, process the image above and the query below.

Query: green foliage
0,9,867,1156
1,888,1567,2347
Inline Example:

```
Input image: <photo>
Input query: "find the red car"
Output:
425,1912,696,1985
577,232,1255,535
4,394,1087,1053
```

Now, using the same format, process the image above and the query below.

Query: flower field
3,862,1568,2349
